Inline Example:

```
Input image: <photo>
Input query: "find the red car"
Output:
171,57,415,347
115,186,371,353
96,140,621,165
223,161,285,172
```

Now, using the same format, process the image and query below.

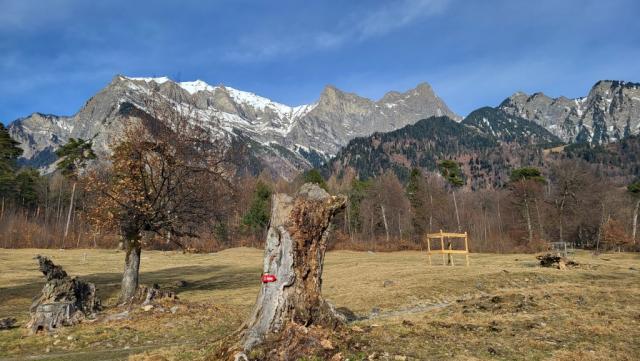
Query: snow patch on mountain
124,76,318,123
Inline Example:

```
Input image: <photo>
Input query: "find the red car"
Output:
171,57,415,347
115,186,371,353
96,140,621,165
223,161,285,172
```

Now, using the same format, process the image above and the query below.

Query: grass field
0,248,639,360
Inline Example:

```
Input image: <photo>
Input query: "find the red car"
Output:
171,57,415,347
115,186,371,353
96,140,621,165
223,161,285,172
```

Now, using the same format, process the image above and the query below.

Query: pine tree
509,167,546,245
406,168,428,237
0,124,23,199
55,137,96,246
14,168,42,208
303,169,328,190
242,181,272,235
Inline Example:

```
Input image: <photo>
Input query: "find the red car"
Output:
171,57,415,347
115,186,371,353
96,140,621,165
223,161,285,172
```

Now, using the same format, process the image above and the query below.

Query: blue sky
1,0,639,123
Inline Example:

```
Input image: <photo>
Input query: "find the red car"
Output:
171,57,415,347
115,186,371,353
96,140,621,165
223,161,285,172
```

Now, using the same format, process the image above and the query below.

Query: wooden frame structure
425,230,469,266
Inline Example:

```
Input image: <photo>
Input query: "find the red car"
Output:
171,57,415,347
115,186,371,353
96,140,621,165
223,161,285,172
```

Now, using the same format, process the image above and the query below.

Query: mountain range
6,77,640,180
324,107,561,189
8,76,457,179
499,80,640,144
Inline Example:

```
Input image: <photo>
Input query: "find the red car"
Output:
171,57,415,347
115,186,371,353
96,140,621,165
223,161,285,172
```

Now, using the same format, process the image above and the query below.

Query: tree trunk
596,202,605,252
524,196,533,244
497,196,504,252
452,190,461,232
56,185,63,226
237,184,346,356
428,193,433,233
558,202,565,244
63,182,76,247
119,237,142,303
633,199,639,244
535,198,545,240
380,204,390,243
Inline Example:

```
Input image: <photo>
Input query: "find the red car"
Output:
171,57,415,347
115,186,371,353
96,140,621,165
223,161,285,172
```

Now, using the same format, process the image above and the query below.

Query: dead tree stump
27,256,101,334
0,318,17,330
235,183,346,358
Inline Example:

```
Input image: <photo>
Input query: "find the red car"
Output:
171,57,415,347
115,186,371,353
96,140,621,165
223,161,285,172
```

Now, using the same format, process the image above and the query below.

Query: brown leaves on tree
602,219,633,249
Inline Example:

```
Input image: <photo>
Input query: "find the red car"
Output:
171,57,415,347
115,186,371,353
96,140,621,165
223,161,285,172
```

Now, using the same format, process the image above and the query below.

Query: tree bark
380,204,390,243
452,190,461,232
524,196,533,245
633,199,639,244
63,182,76,247
535,198,545,240
237,183,346,356
428,193,433,233
596,202,605,252
497,196,504,252
119,237,142,303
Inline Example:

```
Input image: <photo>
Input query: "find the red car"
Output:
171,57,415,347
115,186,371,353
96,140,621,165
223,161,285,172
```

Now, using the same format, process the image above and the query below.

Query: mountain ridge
499,80,640,144
8,75,459,179
324,108,562,189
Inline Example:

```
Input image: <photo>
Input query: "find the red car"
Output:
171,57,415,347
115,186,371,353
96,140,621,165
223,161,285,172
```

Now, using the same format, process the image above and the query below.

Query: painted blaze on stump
237,183,347,356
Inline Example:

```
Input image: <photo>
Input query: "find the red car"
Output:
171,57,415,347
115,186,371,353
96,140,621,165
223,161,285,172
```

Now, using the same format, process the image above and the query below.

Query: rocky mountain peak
414,82,434,94
499,80,640,144
8,76,459,179
318,85,364,106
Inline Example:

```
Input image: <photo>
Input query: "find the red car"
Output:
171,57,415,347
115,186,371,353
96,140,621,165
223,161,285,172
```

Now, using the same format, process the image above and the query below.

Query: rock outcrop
500,80,640,144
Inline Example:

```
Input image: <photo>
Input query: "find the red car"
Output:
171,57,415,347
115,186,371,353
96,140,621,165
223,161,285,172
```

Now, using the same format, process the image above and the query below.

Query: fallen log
26,256,101,334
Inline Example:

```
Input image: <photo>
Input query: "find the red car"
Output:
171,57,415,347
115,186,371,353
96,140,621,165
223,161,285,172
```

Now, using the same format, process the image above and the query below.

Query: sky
1,0,640,123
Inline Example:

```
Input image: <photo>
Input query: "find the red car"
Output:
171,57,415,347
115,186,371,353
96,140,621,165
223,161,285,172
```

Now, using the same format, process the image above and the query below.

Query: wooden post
464,232,469,267
427,237,432,266
440,230,445,266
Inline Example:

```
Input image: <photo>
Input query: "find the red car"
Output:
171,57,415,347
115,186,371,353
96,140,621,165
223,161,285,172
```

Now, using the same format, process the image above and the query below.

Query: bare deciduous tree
87,94,233,303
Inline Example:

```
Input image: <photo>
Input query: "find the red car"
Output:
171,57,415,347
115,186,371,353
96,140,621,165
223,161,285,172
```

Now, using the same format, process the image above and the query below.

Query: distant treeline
1,120,639,253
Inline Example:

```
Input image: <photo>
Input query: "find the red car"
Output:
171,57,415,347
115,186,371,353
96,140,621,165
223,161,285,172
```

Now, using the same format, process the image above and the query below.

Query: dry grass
0,248,639,360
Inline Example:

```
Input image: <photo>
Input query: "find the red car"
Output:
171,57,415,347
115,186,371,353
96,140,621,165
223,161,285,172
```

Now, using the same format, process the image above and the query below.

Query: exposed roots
222,323,364,361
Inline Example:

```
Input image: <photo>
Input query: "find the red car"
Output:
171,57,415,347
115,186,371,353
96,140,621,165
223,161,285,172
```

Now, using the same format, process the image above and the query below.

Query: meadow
0,248,638,360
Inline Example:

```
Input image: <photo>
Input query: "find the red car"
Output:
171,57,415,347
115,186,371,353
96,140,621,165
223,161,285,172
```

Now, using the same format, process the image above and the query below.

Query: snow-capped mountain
8,75,458,179
499,80,640,144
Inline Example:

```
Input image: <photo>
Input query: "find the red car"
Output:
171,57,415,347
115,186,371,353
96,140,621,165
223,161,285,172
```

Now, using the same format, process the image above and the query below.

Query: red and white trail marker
261,274,277,283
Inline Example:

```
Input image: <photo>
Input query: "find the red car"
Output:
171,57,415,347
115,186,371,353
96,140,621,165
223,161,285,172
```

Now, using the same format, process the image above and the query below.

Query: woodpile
536,253,578,269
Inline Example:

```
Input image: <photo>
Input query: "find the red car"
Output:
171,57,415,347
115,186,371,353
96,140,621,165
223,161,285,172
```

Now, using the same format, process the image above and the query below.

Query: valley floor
0,248,638,360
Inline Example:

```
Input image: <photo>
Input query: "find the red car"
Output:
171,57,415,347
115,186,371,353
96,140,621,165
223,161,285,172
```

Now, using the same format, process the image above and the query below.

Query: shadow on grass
0,264,261,316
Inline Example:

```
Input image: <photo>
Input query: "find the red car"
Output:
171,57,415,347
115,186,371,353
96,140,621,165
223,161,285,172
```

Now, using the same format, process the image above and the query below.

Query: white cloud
225,0,451,62
0,0,78,30
354,0,449,38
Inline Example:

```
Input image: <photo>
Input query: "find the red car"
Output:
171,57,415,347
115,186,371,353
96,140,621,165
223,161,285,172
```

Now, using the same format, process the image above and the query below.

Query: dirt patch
461,293,538,314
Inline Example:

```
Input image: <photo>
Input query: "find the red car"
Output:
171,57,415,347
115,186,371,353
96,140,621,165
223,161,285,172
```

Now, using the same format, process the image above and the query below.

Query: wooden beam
427,249,469,255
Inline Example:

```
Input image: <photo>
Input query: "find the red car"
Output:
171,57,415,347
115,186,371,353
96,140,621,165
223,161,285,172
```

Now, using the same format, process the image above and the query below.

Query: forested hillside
325,115,551,189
